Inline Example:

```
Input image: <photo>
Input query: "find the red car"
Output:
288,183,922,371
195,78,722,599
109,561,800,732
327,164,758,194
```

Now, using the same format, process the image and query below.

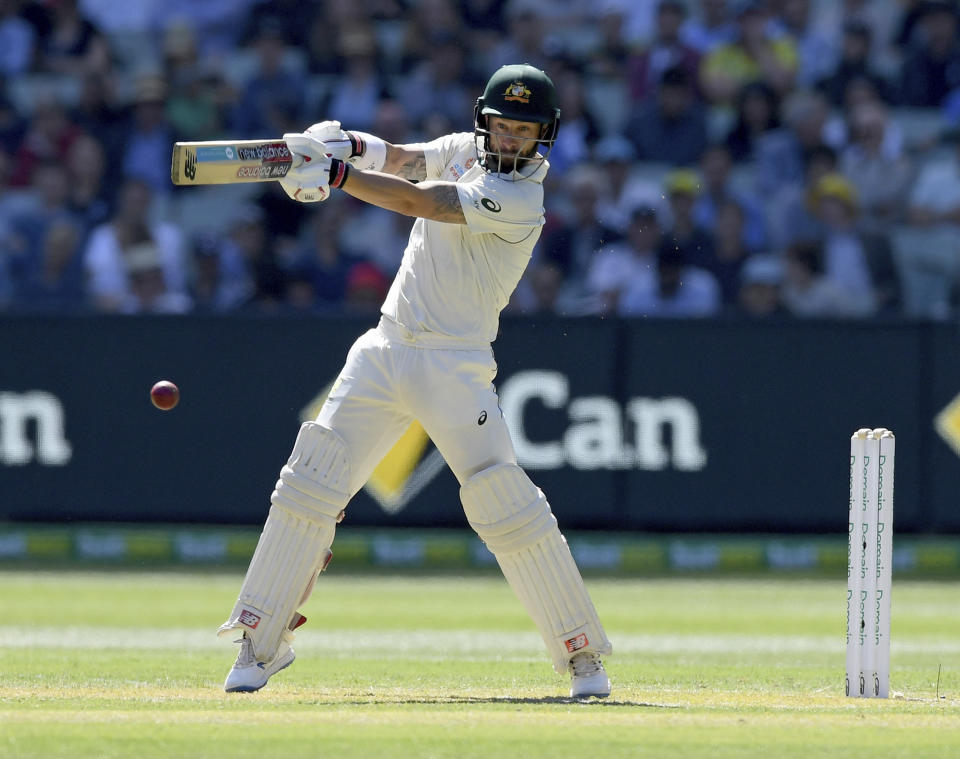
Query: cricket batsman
218,63,613,698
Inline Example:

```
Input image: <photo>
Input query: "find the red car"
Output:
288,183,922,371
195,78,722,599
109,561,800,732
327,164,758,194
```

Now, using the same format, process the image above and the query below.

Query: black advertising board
1,315,957,534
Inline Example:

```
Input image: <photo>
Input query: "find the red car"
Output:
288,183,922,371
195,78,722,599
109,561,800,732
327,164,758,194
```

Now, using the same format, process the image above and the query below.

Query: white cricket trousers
316,319,517,496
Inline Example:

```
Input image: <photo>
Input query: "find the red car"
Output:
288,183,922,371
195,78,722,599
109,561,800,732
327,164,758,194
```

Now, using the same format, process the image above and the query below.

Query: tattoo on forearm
396,153,427,181
431,184,465,223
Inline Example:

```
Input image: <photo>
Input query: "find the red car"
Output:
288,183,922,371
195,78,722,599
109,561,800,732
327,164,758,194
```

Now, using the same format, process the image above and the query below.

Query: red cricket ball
150,380,180,410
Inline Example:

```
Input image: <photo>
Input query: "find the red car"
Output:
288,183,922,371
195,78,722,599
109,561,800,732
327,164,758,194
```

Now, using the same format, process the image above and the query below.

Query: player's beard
488,140,538,174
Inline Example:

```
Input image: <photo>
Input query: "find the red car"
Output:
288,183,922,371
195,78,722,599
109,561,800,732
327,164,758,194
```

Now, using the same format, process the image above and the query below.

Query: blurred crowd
2,0,960,320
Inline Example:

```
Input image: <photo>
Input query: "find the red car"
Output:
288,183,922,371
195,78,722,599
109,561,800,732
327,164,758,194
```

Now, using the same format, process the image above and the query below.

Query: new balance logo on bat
237,165,290,179
236,143,291,161
184,149,197,180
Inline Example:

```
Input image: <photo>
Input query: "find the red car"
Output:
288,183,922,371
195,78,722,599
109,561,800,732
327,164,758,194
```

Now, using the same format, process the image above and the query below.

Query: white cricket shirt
380,132,548,346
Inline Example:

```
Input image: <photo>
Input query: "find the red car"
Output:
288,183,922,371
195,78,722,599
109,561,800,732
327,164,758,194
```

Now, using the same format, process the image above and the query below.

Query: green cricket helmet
474,63,561,175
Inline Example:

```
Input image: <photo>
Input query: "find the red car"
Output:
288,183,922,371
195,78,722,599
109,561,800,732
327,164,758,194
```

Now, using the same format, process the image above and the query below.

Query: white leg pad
460,463,612,673
218,422,351,661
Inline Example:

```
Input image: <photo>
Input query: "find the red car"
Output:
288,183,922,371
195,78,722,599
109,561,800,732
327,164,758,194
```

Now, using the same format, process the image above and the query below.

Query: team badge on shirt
504,82,532,103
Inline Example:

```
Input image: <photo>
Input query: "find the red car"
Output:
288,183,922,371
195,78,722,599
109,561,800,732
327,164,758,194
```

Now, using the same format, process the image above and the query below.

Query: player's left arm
340,169,465,224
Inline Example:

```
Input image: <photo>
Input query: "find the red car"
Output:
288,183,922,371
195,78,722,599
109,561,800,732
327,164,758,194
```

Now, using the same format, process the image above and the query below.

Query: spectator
724,80,782,162
10,217,85,311
398,0,465,73
120,74,176,197
825,74,905,156
77,0,159,70
514,259,566,315
816,19,895,107
395,34,475,133
699,0,799,105
702,199,754,306
292,200,364,312
223,204,290,314
619,243,722,318
338,198,413,278
9,98,81,188
895,128,960,318
30,0,110,76
282,266,319,312
843,0,905,79
482,1,554,74
65,132,110,230
0,92,26,154
321,29,389,134
586,205,661,316
230,19,307,138
736,253,787,318
681,0,735,54
121,241,193,314
242,0,315,50
596,7,636,82
538,167,621,314
0,0,35,76
596,0,657,48
765,143,838,250
593,134,660,234
368,99,415,146
808,172,899,315
161,0,259,60
71,73,126,170
546,65,602,176
191,236,251,313
781,239,859,317
661,168,713,268
626,64,709,166
8,159,77,243
189,204,277,313
7,161,86,309
838,99,914,226
83,178,188,312
163,21,230,141
753,88,831,199
303,3,356,75
342,260,390,315
693,143,768,251
626,0,701,102
898,0,960,108
462,0,509,59
772,0,840,88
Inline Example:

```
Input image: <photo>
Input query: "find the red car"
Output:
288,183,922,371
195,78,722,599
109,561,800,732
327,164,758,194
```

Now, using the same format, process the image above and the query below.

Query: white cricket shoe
569,651,611,698
223,634,295,693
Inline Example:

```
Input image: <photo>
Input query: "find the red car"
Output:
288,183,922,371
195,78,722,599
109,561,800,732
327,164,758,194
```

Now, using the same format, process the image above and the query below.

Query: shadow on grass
322,694,680,708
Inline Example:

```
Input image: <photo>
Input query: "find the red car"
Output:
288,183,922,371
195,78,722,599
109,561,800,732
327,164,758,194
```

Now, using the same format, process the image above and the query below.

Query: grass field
2,568,959,758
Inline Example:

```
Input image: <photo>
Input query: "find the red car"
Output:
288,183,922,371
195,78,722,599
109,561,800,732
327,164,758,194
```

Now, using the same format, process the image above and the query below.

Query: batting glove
280,132,350,203
305,120,353,161
304,120,386,172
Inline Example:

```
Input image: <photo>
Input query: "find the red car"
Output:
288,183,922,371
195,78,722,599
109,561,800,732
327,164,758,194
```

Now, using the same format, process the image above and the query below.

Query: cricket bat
171,139,302,185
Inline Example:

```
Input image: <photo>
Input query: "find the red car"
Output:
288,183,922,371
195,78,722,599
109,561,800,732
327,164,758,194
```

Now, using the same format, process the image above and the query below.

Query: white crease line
2,628,959,656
